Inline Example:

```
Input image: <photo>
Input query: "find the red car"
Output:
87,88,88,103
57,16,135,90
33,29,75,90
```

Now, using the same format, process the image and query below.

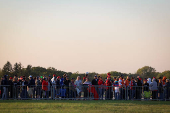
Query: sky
0,0,170,74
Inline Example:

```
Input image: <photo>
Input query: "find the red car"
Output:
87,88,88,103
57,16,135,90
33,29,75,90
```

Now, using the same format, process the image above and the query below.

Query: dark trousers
21,89,28,98
106,88,112,100
152,91,157,100
65,88,69,98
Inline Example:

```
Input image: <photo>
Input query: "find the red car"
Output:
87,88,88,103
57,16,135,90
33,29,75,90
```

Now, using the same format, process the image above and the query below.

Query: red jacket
105,80,111,90
98,80,104,88
42,80,48,91
98,80,104,85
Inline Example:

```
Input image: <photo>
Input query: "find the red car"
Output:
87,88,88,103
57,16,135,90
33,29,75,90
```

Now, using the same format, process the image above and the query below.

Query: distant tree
25,65,32,76
13,62,23,76
157,71,170,79
136,66,156,78
2,61,13,76
0,68,3,78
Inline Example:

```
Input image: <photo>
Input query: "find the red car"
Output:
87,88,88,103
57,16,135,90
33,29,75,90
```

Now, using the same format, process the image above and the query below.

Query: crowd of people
0,72,170,100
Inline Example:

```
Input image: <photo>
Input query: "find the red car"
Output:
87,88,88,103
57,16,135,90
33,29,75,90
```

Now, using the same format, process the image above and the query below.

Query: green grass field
0,100,170,113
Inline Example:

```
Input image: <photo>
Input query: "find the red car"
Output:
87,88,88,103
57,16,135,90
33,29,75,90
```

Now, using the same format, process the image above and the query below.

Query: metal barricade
0,85,170,101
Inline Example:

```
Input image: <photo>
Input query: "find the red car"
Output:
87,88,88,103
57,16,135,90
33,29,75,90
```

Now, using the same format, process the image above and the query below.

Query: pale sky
0,0,170,74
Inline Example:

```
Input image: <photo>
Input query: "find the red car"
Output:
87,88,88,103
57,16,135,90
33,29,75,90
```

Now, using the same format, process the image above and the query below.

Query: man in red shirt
42,78,48,98
105,77,112,100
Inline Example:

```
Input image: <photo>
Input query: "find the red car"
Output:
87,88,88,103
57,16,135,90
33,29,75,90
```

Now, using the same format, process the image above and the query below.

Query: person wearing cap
92,75,99,97
150,78,158,100
92,75,98,85
105,76,112,100
27,75,35,98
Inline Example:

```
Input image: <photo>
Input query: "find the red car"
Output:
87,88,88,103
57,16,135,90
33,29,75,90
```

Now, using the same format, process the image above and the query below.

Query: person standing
1,75,8,100
83,72,89,83
105,77,112,100
69,78,76,99
119,76,124,100
136,78,142,100
92,75,98,85
75,76,82,98
92,75,99,96
98,76,104,100
143,79,149,99
130,77,136,100
150,78,158,100
83,78,92,99
8,77,13,98
27,75,35,98
124,76,130,100
35,76,41,99
56,76,61,98
114,79,119,100
42,77,48,98
21,77,28,99
158,79,163,100
165,79,170,100
64,77,71,98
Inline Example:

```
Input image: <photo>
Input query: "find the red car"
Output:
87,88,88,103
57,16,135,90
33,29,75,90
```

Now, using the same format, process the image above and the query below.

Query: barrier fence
0,85,170,101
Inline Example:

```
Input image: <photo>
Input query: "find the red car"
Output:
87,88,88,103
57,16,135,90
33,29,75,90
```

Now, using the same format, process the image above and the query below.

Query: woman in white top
74,76,82,98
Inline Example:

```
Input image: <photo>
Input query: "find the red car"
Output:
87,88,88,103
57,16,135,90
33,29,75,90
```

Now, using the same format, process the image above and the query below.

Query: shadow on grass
0,100,170,105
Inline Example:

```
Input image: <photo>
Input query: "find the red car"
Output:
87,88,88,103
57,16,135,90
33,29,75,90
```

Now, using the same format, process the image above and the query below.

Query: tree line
0,61,170,81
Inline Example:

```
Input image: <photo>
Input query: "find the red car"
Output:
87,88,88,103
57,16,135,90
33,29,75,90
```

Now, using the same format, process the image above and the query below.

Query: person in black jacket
56,76,61,98
92,75,98,85
136,78,142,100
64,77,70,98
28,75,35,98
92,75,99,97
8,77,14,98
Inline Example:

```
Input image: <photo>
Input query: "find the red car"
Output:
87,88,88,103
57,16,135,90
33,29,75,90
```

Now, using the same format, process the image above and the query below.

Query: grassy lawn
0,100,170,113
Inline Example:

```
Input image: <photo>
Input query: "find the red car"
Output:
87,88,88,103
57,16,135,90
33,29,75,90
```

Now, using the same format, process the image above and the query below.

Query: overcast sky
0,0,170,74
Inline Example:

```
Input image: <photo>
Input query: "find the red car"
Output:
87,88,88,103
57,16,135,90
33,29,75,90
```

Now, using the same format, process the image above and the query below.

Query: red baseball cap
57,76,61,79
107,73,111,76
53,74,56,77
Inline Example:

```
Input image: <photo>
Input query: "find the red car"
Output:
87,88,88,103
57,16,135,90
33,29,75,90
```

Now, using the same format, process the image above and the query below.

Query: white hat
28,75,32,78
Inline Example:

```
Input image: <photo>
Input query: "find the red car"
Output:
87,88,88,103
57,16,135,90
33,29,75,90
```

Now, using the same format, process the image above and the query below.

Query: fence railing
0,85,170,100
